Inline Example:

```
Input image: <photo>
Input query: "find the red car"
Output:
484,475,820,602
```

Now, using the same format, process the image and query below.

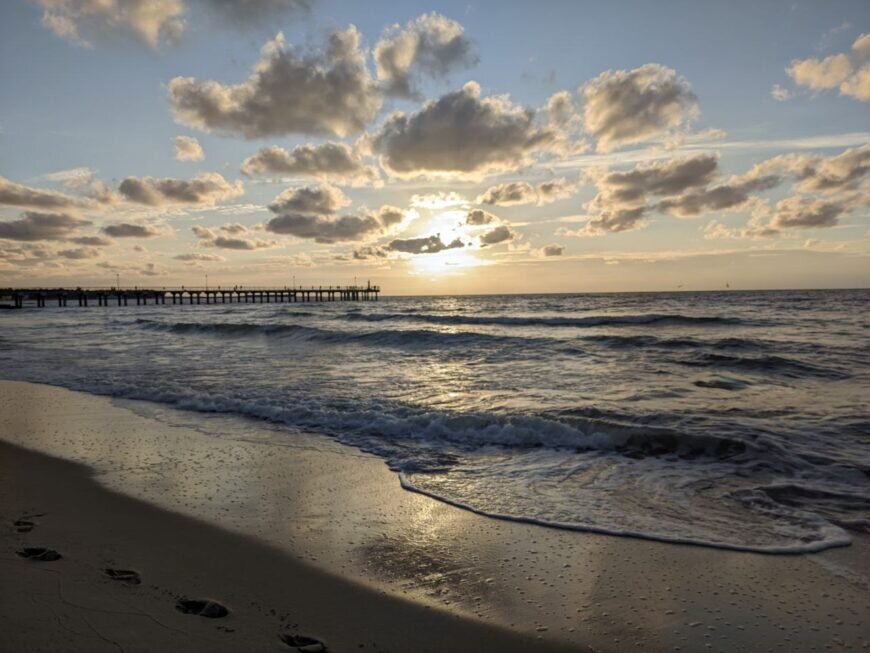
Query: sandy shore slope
0,440,579,653
1,380,868,652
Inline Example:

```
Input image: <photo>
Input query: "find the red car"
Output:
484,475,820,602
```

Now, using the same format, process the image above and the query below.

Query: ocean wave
342,312,745,328
679,352,849,379
131,318,546,350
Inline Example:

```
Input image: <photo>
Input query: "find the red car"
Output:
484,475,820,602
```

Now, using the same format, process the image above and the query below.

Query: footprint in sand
176,598,229,619
13,519,35,533
103,568,142,585
17,547,62,562
280,633,327,652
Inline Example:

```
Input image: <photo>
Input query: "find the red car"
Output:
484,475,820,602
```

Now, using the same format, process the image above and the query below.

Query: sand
1,380,868,652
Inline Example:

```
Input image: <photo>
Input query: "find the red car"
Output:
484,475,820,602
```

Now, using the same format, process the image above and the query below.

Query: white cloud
374,13,476,98
174,136,204,162
168,29,381,138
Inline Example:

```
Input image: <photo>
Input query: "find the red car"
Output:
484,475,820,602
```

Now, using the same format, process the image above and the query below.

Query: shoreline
0,439,577,653
2,380,868,651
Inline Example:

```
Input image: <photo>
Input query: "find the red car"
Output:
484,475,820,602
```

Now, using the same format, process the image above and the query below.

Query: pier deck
0,285,379,309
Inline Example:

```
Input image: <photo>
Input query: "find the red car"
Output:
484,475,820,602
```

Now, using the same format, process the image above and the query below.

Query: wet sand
1,380,868,651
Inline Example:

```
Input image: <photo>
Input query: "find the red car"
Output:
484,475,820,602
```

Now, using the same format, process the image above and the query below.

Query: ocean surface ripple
1,289,868,553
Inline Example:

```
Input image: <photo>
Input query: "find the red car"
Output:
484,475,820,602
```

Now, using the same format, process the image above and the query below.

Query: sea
1,289,868,553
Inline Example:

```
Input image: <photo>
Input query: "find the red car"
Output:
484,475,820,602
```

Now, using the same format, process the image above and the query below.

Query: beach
2,379,868,652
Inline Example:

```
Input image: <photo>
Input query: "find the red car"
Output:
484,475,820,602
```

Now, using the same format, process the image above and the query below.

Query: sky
0,0,868,294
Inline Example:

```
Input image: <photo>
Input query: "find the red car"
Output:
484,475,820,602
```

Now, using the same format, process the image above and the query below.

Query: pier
0,284,379,309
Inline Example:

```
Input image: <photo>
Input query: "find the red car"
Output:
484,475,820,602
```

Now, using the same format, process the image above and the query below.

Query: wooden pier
0,284,379,309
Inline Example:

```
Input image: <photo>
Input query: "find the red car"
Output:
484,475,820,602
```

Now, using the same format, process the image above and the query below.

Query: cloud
371,81,563,178
582,64,699,152
476,178,578,206
265,213,383,243
541,243,564,256
118,173,243,206
69,235,113,246
535,178,578,204
240,142,378,185
387,234,464,254
581,206,648,236
547,91,577,127
787,54,853,90
264,184,404,243
168,28,381,138
35,0,185,48
783,34,870,103
657,175,781,218
102,222,166,238
465,209,498,225
409,191,468,209
479,224,515,245
748,144,869,193
268,184,350,215
57,246,101,259
0,211,91,241
35,0,310,49
476,181,536,206
771,84,792,101
43,166,96,188
0,176,90,210
174,136,204,162
840,64,870,102
266,189,406,244
191,224,274,249
770,196,848,229
577,153,786,232
374,13,476,98
173,252,225,261
854,33,870,57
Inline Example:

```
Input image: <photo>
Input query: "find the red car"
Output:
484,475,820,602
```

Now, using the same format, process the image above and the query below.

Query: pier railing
0,285,380,308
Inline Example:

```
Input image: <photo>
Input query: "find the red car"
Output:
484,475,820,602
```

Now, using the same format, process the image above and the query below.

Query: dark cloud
387,235,464,254
479,225,515,245
466,209,498,225
541,243,564,256
57,246,101,259
69,235,113,246
168,28,381,138
657,175,780,218
240,143,378,185
582,64,699,152
0,176,89,210
264,184,403,243
476,182,536,206
536,178,577,204
118,173,243,206
791,144,869,193
0,211,91,241
371,82,562,178
578,154,783,235
102,223,165,238
268,184,350,215
191,224,274,249
583,206,648,235
770,197,848,229
374,13,476,98
266,213,383,243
